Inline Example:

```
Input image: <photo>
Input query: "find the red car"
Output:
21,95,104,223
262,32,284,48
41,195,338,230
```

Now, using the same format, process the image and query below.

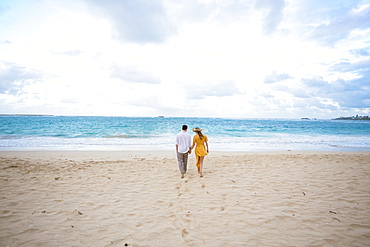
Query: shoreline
1,149,370,160
1,150,369,246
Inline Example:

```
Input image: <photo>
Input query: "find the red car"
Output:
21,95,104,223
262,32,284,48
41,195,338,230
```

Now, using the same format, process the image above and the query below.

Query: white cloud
87,0,174,44
264,71,293,84
255,0,286,34
110,64,160,84
186,80,240,99
0,61,44,94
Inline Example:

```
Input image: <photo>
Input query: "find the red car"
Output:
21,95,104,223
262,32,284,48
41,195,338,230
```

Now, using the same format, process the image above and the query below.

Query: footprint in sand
181,228,189,239
176,181,189,196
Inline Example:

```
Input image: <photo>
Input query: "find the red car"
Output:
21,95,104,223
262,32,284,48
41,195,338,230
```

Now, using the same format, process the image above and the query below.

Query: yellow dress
193,134,208,170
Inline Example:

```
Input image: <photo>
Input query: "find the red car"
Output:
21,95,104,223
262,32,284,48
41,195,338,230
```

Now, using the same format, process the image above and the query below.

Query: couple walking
175,125,209,178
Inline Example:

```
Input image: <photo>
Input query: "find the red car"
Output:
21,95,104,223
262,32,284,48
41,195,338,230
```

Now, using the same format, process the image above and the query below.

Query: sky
0,0,370,118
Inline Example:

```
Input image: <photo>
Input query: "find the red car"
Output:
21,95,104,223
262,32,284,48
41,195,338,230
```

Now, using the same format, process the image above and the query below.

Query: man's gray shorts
177,152,188,174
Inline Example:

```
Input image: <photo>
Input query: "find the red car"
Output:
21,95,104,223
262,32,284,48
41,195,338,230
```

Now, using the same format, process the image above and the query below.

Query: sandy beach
0,151,369,246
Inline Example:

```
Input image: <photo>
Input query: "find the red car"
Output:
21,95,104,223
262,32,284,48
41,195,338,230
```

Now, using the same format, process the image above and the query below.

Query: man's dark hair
182,125,188,130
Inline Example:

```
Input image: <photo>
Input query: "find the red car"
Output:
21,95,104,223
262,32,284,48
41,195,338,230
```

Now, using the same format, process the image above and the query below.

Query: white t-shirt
175,131,192,153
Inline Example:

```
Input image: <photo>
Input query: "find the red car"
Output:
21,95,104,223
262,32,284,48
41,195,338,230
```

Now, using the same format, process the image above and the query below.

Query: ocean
1,116,370,151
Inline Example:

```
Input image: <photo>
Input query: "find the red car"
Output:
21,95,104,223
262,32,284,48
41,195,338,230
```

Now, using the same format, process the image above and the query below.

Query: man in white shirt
175,125,192,178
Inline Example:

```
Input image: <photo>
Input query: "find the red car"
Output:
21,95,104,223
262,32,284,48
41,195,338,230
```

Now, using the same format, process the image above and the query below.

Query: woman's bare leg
196,155,200,173
199,156,205,177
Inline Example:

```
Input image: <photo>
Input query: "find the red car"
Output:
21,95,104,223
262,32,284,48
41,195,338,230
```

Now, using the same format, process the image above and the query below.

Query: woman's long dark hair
196,130,204,140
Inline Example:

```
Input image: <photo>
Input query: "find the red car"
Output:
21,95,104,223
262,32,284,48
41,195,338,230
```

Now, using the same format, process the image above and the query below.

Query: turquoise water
1,116,370,151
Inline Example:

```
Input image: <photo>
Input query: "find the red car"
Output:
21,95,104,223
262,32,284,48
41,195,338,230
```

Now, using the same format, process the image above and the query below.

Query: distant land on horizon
333,115,370,120
0,114,54,117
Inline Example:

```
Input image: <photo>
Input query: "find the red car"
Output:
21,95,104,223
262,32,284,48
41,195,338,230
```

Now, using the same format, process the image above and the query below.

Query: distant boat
158,116,165,118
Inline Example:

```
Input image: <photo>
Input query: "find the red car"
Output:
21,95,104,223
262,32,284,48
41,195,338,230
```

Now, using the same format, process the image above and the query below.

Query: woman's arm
205,141,209,153
191,141,195,150
190,135,196,150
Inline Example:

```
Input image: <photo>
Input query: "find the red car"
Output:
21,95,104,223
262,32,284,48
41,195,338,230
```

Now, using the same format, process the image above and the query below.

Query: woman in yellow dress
191,127,209,177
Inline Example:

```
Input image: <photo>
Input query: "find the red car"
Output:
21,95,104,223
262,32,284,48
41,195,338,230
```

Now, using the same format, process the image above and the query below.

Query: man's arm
188,135,192,153
175,135,179,152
